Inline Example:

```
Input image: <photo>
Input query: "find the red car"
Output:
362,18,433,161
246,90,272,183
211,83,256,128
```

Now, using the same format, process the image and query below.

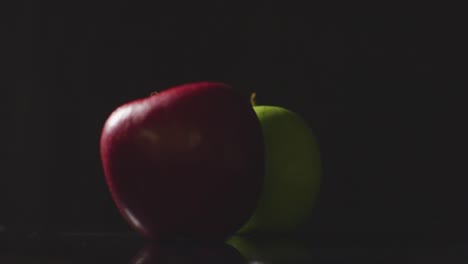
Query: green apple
238,93,321,234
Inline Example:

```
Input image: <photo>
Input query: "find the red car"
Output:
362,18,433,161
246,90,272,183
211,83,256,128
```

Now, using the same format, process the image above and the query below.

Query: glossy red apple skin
100,82,264,241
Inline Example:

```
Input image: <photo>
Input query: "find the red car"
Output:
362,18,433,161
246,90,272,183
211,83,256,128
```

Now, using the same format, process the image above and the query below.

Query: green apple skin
238,105,321,234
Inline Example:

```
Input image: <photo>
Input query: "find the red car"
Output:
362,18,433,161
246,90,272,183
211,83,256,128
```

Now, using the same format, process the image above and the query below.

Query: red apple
100,82,264,241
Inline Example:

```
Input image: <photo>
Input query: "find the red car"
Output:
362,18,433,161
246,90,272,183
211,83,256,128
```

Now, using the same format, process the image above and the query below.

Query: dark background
1,1,464,240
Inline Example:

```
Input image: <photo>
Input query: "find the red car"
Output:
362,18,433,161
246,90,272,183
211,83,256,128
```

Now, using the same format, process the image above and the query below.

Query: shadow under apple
227,235,313,263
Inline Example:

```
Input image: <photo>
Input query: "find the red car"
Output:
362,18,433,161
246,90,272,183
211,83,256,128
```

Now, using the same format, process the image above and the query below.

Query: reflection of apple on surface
100,82,264,241
130,242,246,264
238,93,322,234
227,235,312,262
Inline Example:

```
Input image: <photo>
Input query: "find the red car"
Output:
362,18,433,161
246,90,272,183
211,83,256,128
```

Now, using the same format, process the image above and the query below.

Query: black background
1,1,465,241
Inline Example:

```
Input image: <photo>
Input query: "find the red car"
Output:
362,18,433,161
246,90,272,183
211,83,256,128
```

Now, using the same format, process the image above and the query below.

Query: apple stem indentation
150,91,159,96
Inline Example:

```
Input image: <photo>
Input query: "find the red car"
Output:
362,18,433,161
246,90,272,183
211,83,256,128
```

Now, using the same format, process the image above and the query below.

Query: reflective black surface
2,231,468,263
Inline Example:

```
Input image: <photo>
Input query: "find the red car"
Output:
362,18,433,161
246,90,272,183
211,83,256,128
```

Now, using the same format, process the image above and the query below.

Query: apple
237,93,321,234
130,242,246,263
100,82,264,241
